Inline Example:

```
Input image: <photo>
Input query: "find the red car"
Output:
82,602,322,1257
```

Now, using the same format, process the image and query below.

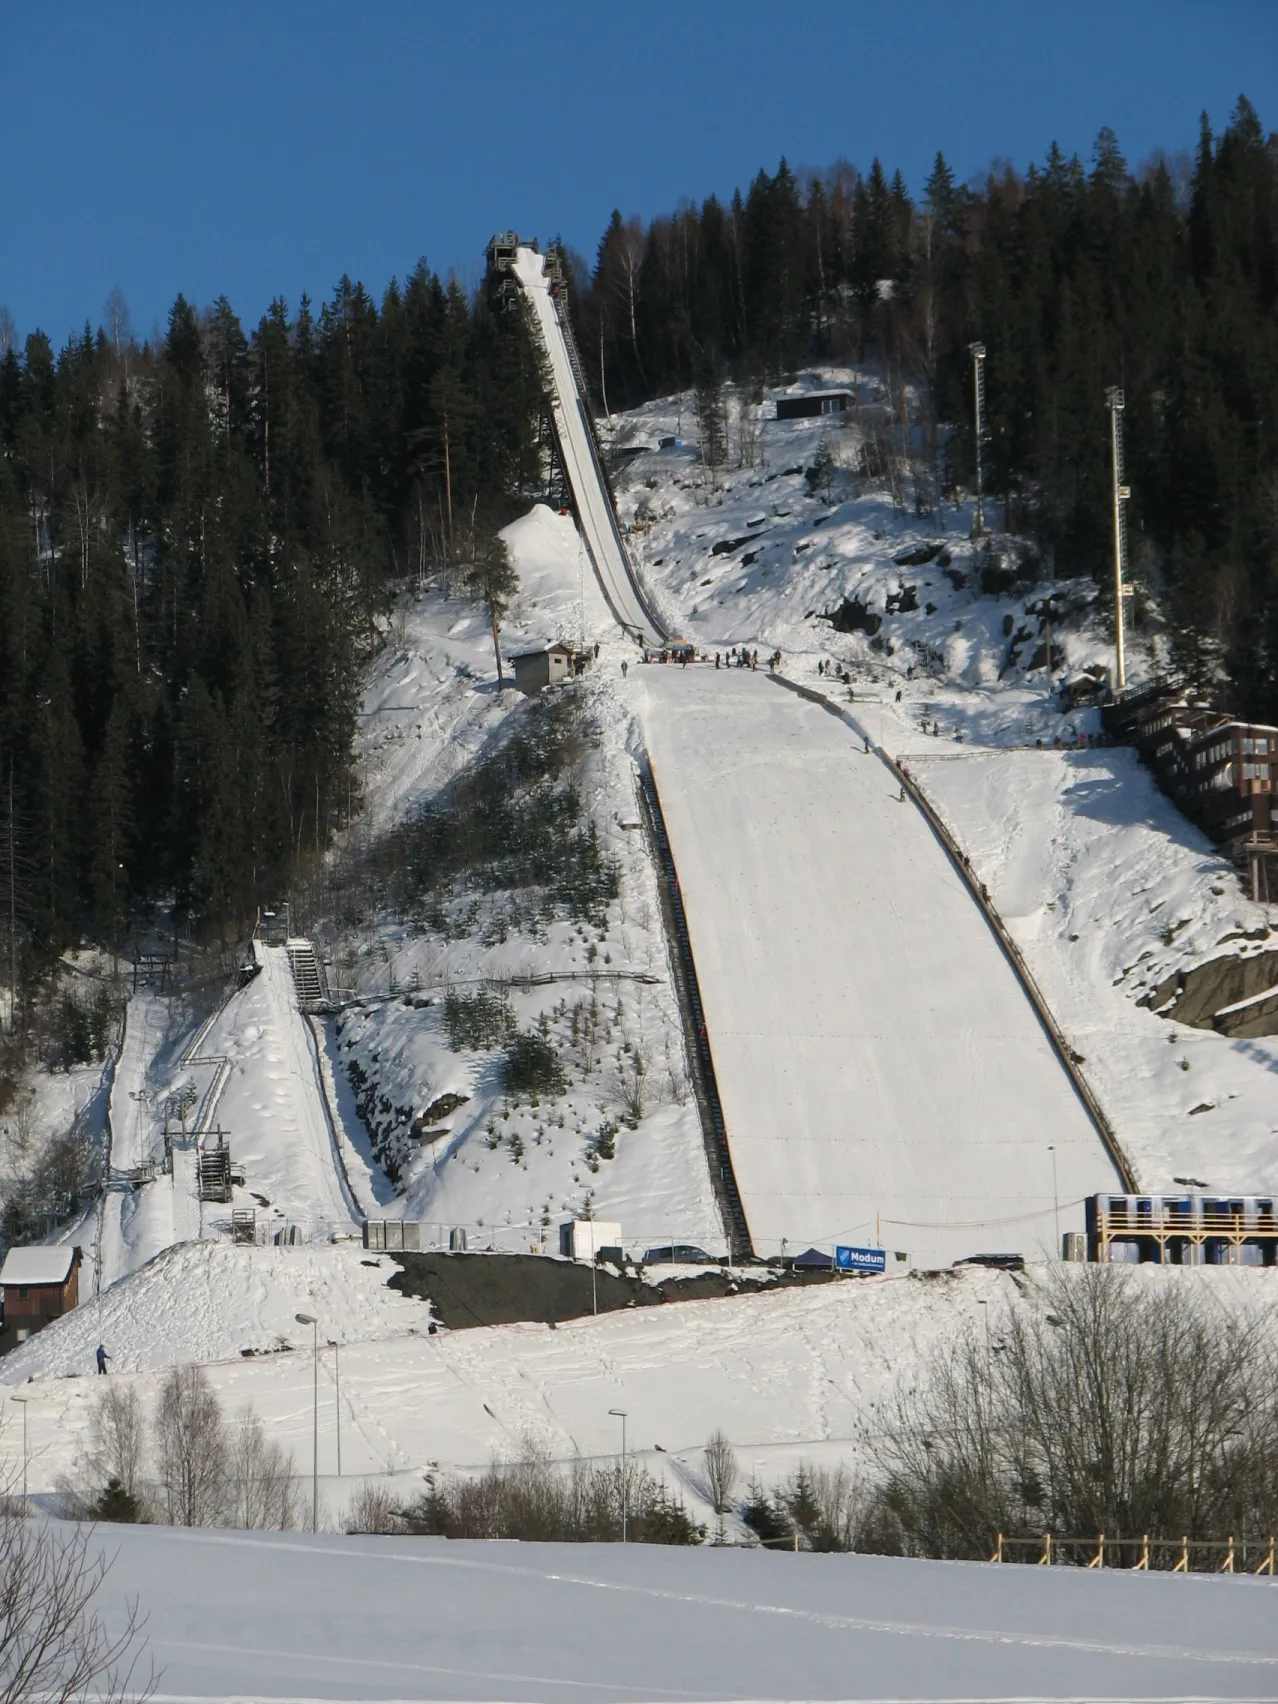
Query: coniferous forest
0,97,1274,1003
0,267,545,1005
573,98,1277,697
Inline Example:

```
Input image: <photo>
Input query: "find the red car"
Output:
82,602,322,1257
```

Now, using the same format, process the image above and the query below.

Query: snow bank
0,1240,427,1380
912,746,1278,1191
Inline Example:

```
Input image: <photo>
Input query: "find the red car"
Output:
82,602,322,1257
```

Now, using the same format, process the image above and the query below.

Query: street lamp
329,1340,341,1477
10,1394,30,1509
609,1408,628,1543
1048,1145,1060,1257
296,1313,318,1532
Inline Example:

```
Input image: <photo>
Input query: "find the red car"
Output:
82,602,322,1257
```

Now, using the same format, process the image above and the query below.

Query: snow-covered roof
0,1246,78,1287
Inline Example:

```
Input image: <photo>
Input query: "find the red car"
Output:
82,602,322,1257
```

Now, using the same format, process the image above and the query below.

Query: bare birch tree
153,1366,227,1527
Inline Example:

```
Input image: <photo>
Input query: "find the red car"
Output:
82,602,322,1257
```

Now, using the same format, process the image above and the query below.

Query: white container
559,1220,621,1260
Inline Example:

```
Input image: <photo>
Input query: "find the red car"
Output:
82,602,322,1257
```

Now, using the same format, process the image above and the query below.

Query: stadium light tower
968,342,987,536
1105,387,1131,690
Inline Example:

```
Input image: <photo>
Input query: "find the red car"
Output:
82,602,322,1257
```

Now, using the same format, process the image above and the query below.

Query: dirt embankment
385,1251,839,1329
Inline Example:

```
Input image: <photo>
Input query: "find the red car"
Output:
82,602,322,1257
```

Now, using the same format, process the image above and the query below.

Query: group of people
624,645,784,674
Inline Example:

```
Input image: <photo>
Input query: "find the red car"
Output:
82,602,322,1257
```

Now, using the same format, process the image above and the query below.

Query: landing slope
634,665,1120,1263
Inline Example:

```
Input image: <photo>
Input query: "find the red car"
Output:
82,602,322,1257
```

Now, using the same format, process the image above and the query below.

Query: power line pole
1105,387,1131,690
969,342,987,536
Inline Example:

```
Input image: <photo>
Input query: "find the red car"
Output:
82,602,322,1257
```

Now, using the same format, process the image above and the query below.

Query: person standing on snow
96,1344,111,1375
621,660,628,678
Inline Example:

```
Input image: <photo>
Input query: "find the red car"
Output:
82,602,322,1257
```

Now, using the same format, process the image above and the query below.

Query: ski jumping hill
635,665,1122,1265
512,245,661,644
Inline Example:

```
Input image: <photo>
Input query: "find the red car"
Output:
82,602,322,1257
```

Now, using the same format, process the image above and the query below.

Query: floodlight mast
969,342,987,536
1105,386,1131,690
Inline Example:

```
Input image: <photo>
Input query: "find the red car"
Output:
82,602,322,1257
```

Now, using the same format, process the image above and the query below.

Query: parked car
953,1253,1025,1272
642,1244,715,1266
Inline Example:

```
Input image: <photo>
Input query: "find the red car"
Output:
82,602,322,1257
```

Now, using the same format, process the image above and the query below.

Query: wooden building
1,1245,81,1336
1103,679,1278,898
512,643,574,696
776,391,851,421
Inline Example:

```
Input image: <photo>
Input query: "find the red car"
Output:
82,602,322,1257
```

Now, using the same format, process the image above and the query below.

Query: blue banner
835,1245,886,1273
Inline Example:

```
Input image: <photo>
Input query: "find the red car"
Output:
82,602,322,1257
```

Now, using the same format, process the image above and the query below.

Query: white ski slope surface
84,1523,1278,1703
634,664,1121,1265
513,247,658,643
96,991,199,1290
203,942,363,1235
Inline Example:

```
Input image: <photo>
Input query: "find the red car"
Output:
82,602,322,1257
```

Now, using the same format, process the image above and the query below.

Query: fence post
990,1531,1004,1564
1038,1531,1052,1566
1173,1536,1189,1574
1220,1535,1235,1574
1135,1533,1149,1571
1256,1538,1275,1577
1087,1533,1105,1569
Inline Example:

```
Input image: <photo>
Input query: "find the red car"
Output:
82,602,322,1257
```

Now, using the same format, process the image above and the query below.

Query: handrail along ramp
495,238,663,645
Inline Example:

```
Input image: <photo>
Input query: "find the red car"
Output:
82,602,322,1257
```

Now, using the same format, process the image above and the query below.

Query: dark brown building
1,1245,81,1336
1102,680,1278,897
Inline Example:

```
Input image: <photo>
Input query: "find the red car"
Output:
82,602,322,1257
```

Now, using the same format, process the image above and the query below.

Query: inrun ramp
634,666,1122,1266
512,246,661,644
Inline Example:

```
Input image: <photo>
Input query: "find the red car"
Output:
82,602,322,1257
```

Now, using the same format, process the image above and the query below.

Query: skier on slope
96,1344,111,1375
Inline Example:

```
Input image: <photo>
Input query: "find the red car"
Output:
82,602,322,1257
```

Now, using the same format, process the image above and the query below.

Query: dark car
954,1253,1025,1272
642,1244,715,1266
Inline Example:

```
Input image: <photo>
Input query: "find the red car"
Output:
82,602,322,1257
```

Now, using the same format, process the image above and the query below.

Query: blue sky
4,0,1273,348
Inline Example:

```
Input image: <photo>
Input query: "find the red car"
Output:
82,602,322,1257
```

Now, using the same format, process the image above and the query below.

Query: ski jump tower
486,233,663,646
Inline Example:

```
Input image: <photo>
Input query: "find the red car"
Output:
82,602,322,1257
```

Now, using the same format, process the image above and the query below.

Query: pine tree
464,528,518,687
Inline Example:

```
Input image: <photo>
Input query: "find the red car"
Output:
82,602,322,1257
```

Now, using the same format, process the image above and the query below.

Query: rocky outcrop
1140,946,1278,1036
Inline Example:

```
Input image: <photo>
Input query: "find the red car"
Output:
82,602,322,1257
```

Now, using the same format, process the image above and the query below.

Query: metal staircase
639,765,753,1263
285,939,328,1010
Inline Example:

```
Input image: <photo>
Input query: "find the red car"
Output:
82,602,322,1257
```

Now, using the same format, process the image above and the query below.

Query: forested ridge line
571,97,1278,703
1,96,1274,1018
0,262,545,1016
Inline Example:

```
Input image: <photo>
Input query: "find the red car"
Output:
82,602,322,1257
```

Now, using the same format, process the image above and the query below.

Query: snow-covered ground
83,1521,1278,1702
8,1253,1278,1508
325,502,722,1257
909,746,1278,1192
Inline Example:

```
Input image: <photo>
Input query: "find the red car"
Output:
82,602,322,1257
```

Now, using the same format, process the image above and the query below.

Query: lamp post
609,1408,628,1542
969,342,987,536
1048,1145,1060,1257
296,1313,318,1531
329,1340,341,1477
10,1394,29,1509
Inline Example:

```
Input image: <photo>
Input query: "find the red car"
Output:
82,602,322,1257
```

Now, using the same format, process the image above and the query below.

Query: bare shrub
403,1437,703,1544
616,1040,646,1127
703,1430,737,1515
153,1366,227,1528
226,1406,298,1531
343,1482,404,1535
87,1386,146,1506
0,1501,154,1702
866,1266,1278,1561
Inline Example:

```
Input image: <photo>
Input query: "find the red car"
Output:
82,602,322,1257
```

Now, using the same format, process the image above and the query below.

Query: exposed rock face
821,596,881,637
1140,947,1278,1037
